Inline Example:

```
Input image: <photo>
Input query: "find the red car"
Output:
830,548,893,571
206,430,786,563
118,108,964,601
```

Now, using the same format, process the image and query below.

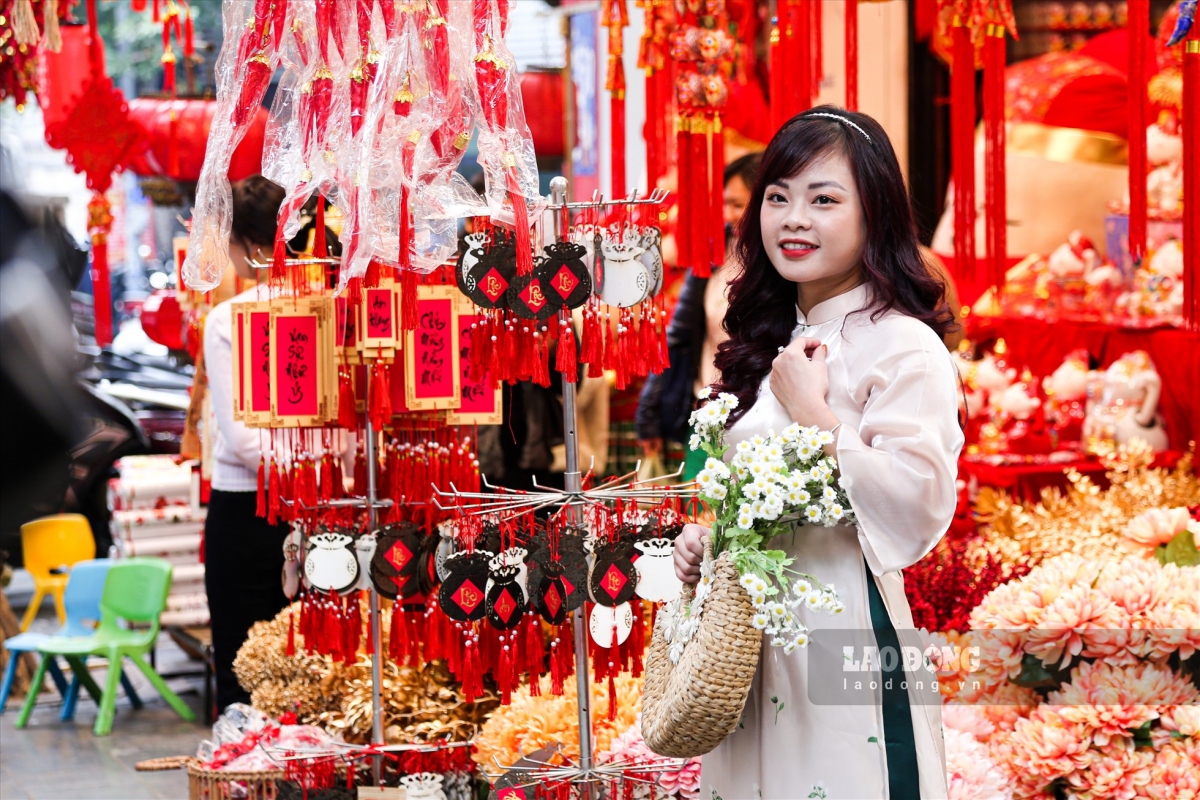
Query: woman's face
759,150,866,292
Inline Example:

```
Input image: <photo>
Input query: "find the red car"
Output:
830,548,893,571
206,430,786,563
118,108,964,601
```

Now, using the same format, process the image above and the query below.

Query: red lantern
126,98,268,183
519,69,563,157
141,289,185,351
37,25,94,129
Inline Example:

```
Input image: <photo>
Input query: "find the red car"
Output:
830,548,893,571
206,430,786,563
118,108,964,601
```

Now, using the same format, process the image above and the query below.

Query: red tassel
951,19,977,293
314,196,327,257
691,129,711,276
400,268,419,333
507,169,534,276
628,600,644,677
1184,33,1199,329
462,636,480,704
272,232,288,277
984,23,1008,297
710,121,725,268
319,455,333,501
556,316,578,382
267,459,281,525
286,607,296,656
675,125,693,269
525,612,544,690
256,457,267,518
611,74,627,199
845,0,858,110
1127,0,1150,262
338,368,356,428
811,0,822,102
365,258,382,288
370,363,392,429
607,671,617,721
389,601,404,661
399,183,412,270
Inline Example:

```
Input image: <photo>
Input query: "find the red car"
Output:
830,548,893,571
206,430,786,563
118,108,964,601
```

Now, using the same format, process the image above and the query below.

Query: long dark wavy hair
713,106,955,424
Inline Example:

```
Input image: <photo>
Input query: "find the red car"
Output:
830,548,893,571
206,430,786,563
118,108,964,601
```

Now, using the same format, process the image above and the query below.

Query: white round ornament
596,241,650,308
589,601,634,648
303,532,359,592
633,538,682,603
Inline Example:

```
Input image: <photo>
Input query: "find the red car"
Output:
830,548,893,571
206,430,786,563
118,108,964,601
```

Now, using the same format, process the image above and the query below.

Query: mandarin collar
795,283,871,326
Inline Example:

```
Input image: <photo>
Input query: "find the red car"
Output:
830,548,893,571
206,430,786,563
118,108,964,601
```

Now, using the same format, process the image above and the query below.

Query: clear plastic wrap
458,0,543,273
406,0,486,268
182,0,286,290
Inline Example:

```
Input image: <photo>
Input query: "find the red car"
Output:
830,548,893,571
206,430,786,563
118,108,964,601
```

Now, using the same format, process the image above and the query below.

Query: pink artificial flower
1161,703,1200,738
943,705,998,743
1049,661,1198,747
944,727,1015,800
597,721,702,800
1063,738,1153,800
1024,585,1124,669
1146,738,1200,800
1008,707,1093,783
1122,507,1191,548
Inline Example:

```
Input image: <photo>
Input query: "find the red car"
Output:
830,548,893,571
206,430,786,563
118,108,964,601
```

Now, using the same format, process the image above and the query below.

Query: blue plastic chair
1,559,141,718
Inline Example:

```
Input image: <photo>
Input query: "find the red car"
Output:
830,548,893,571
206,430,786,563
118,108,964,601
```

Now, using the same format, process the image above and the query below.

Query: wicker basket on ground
641,545,762,758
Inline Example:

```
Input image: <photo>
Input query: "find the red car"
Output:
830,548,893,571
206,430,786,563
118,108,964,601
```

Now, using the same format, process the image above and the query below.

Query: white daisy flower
804,506,823,523
793,579,812,596
794,632,810,648
751,613,770,630
708,483,728,501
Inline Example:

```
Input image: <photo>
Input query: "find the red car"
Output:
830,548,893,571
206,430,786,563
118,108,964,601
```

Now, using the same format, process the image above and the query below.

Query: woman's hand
674,524,709,584
770,336,837,429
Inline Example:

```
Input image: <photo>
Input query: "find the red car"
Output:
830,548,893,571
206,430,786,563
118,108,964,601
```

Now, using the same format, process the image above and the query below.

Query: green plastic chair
15,558,196,735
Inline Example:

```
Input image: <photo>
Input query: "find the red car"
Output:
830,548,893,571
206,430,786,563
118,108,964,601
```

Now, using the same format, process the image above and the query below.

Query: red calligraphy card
447,301,500,425
270,297,334,427
242,304,274,427
404,286,461,411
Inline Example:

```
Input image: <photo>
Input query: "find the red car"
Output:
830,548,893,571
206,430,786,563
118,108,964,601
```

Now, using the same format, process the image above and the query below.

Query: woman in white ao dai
674,107,964,800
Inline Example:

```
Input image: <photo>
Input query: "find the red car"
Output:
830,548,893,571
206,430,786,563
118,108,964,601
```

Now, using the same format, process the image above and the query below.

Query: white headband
802,112,872,142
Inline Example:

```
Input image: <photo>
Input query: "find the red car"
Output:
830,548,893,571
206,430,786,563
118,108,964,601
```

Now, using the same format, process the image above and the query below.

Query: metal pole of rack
364,378,385,781
550,176,595,799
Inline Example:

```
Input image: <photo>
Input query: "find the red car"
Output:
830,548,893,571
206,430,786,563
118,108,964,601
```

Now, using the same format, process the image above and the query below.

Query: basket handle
677,535,714,608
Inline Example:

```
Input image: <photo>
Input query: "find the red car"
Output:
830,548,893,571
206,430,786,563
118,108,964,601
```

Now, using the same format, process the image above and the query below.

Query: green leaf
1011,653,1070,689
1160,529,1200,567
867,736,878,743
1132,720,1154,748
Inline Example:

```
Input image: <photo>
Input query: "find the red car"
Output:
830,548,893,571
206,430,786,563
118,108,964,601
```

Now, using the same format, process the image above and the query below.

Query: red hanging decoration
604,0,629,198
950,12,977,296
1184,30,1199,329
1128,0,1151,263
983,20,1007,298
845,0,859,110
671,0,733,277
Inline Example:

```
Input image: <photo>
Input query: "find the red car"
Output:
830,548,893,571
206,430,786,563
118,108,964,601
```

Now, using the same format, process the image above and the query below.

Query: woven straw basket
641,545,762,758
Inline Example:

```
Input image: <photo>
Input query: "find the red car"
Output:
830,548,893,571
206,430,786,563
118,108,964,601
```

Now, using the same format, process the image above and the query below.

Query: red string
1127,0,1150,262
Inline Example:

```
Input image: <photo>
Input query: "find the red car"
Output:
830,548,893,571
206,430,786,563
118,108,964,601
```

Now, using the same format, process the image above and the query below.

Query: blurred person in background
0,185,88,557
202,176,341,711
636,152,760,478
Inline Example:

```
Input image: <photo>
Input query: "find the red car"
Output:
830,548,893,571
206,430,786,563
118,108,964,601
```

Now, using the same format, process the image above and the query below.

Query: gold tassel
42,0,62,52
12,0,40,47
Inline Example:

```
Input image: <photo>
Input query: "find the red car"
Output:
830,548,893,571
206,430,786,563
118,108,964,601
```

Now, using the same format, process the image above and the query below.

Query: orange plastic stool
18,514,96,631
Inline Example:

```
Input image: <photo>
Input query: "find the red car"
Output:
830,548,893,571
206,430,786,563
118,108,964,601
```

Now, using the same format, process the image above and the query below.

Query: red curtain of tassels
1127,0,1150,263
1184,30,1199,330
950,17,977,297
845,0,859,110
983,22,1007,298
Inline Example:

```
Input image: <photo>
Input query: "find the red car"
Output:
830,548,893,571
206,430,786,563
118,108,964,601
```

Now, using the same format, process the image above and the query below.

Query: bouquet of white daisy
663,392,851,659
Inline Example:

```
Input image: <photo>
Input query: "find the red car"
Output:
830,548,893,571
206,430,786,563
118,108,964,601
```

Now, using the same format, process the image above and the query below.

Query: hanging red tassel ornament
556,315,578,382
604,0,629,199
286,606,296,656
811,0,822,102
710,118,725,266
314,196,327,258
983,21,1008,298
256,457,267,518
369,363,392,429
950,13,977,297
338,367,356,429
400,268,419,332
319,455,334,502
845,0,859,110
1184,30,1199,330
1128,0,1151,263
268,458,282,525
